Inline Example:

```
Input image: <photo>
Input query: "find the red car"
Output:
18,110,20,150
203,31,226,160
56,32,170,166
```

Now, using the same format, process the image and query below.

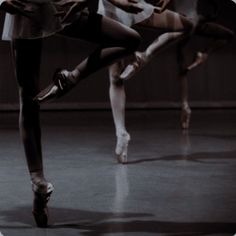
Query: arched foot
187,52,208,71
120,51,147,80
115,132,130,164
181,106,191,129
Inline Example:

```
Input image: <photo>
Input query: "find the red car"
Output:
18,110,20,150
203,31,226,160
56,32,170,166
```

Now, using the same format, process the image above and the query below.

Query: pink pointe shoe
181,105,191,129
187,51,208,71
115,132,130,164
120,51,147,80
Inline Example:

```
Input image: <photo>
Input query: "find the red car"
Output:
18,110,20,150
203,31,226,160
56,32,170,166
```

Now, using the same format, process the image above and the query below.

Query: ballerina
176,0,235,129
1,0,143,227
104,0,236,163
98,0,194,163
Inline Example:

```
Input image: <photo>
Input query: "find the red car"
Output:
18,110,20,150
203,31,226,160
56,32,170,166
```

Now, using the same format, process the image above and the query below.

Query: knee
109,70,124,86
182,17,194,34
20,90,40,115
124,29,141,52
110,77,124,87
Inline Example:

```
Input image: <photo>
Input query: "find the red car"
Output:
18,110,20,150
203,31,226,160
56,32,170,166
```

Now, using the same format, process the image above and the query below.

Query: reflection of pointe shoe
35,69,76,103
120,52,147,80
181,106,191,129
187,52,208,71
32,182,54,228
115,132,130,164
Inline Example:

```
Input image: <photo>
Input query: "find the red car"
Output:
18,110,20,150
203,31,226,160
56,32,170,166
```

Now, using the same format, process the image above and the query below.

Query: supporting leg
12,39,53,227
180,73,191,129
176,41,191,129
109,62,130,164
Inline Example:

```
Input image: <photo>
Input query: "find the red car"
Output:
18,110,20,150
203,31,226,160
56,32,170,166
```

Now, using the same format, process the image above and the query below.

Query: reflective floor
0,109,236,236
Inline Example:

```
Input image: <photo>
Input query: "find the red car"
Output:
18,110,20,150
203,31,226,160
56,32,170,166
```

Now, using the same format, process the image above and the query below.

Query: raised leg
187,51,208,71
109,62,130,164
187,22,234,72
35,13,141,103
120,9,193,79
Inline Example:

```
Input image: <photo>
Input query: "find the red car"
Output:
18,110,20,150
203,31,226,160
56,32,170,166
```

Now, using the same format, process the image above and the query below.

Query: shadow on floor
126,149,236,165
1,207,235,235
190,133,236,141
0,206,151,228
55,220,236,236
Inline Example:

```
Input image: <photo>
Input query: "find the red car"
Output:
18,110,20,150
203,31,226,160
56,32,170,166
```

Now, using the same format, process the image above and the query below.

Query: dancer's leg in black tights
177,21,234,129
12,38,54,227
12,39,47,185
60,12,141,81
186,21,234,71
35,12,140,102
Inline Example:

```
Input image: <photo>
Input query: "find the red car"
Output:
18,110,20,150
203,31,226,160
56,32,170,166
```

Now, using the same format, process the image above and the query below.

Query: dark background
0,0,236,111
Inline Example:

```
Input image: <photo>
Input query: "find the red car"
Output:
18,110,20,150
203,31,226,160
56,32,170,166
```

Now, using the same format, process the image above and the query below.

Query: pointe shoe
120,51,147,80
35,69,75,103
187,52,208,71
115,132,130,164
32,182,54,228
181,106,191,129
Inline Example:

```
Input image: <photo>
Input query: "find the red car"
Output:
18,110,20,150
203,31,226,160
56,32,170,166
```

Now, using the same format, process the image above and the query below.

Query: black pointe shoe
32,182,54,228
35,69,75,103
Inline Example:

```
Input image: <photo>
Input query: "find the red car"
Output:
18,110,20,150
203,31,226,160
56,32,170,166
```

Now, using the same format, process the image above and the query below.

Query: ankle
182,103,191,114
70,69,80,84
136,51,147,64
30,171,47,188
116,131,130,140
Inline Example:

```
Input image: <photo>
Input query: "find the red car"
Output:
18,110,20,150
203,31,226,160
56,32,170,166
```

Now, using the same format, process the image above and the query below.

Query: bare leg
176,41,192,129
180,73,191,129
109,62,130,164
12,39,45,185
108,10,193,160
120,9,193,79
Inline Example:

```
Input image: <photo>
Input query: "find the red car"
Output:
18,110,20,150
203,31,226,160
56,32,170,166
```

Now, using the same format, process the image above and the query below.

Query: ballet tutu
98,0,154,26
2,0,96,40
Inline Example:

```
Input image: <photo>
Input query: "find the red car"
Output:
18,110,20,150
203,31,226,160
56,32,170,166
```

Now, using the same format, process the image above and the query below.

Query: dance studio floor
0,109,236,236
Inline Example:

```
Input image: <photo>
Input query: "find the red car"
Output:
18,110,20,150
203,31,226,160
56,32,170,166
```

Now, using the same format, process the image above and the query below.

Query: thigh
60,12,139,47
138,9,192,32
196,22,235,39
12,39,42,96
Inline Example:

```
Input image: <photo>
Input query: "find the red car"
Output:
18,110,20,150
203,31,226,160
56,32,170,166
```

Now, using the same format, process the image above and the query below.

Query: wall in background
0,1,236,110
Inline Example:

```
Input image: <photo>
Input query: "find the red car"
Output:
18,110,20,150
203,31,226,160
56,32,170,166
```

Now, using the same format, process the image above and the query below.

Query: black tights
195,21,234,53
177,19,234,71
60,12,141,80
12,12,140,178
12,39,43,174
